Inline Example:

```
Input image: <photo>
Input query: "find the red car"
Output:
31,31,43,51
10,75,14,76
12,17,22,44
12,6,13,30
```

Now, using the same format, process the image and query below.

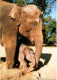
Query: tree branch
46,0,56,9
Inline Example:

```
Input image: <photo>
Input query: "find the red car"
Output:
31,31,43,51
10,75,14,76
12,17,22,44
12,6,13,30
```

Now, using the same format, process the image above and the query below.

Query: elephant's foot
22,67,34,75
6,60,14,69
19,61,27,69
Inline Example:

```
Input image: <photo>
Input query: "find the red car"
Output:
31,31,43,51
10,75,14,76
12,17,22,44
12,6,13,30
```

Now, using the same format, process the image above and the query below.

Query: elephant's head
9,4,43,26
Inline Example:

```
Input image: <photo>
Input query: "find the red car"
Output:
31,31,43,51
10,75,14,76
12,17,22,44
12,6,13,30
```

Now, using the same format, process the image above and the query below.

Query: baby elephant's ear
9,4,19,20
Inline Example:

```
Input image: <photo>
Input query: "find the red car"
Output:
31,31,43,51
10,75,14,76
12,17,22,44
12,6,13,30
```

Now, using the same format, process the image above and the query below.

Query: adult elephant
10,4,43,68
0,1,43,68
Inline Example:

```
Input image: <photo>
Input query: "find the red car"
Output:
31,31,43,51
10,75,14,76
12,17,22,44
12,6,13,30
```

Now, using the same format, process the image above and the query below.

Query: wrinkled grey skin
0,1,43,68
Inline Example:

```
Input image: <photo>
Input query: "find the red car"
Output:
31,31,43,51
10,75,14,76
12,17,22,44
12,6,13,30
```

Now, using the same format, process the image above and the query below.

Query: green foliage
16,0,26,5
48,32,56,45
42,16,56,45
47,19,56,45
48,19,56,32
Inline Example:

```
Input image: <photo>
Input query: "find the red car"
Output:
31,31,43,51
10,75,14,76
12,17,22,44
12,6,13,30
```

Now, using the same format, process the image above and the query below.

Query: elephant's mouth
18,23,21,27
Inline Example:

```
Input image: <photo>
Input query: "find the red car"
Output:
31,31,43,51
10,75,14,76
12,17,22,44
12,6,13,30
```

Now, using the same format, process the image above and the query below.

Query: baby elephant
18,44,35,71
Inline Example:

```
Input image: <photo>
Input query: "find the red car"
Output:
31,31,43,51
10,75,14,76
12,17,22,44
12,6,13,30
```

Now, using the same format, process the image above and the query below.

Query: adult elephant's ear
9,4,19,20
9,4,23,25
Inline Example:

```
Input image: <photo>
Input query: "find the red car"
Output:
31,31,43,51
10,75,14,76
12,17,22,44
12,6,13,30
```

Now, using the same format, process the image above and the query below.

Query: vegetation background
2,0,56,46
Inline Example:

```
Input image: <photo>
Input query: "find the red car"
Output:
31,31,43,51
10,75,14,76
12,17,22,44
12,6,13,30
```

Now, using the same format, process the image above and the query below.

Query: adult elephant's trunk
35,36,43,67
0,25,2,44
34,18,43,67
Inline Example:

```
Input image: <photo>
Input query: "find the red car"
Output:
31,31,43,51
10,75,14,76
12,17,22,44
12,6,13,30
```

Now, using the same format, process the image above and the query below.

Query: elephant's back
0,1,14,19
0,1,14,28
22,4,42,21
0,1,8,4
0,1,14,5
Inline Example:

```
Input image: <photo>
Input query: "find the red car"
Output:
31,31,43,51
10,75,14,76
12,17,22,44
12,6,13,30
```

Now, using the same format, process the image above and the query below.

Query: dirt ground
0,44,57,80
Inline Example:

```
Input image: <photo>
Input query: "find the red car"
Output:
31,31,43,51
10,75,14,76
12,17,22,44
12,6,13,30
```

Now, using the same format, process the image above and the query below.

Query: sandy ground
0,44,57,80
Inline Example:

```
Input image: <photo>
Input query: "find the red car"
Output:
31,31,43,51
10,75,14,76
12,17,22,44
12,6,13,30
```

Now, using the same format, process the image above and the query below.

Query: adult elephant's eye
23,11,25,14
23,11,26,16
9,15,15,21
11,17,15,21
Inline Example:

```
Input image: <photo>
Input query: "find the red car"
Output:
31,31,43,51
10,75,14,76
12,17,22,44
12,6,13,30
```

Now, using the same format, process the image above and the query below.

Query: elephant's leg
19,60,27,69
30,59,35,68
27,59,35,72
5,36,17,69
19,54,27,69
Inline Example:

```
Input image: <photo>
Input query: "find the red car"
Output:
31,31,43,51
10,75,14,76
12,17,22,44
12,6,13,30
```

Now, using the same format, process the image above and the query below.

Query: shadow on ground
1,57,6,62
34,53,52,71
